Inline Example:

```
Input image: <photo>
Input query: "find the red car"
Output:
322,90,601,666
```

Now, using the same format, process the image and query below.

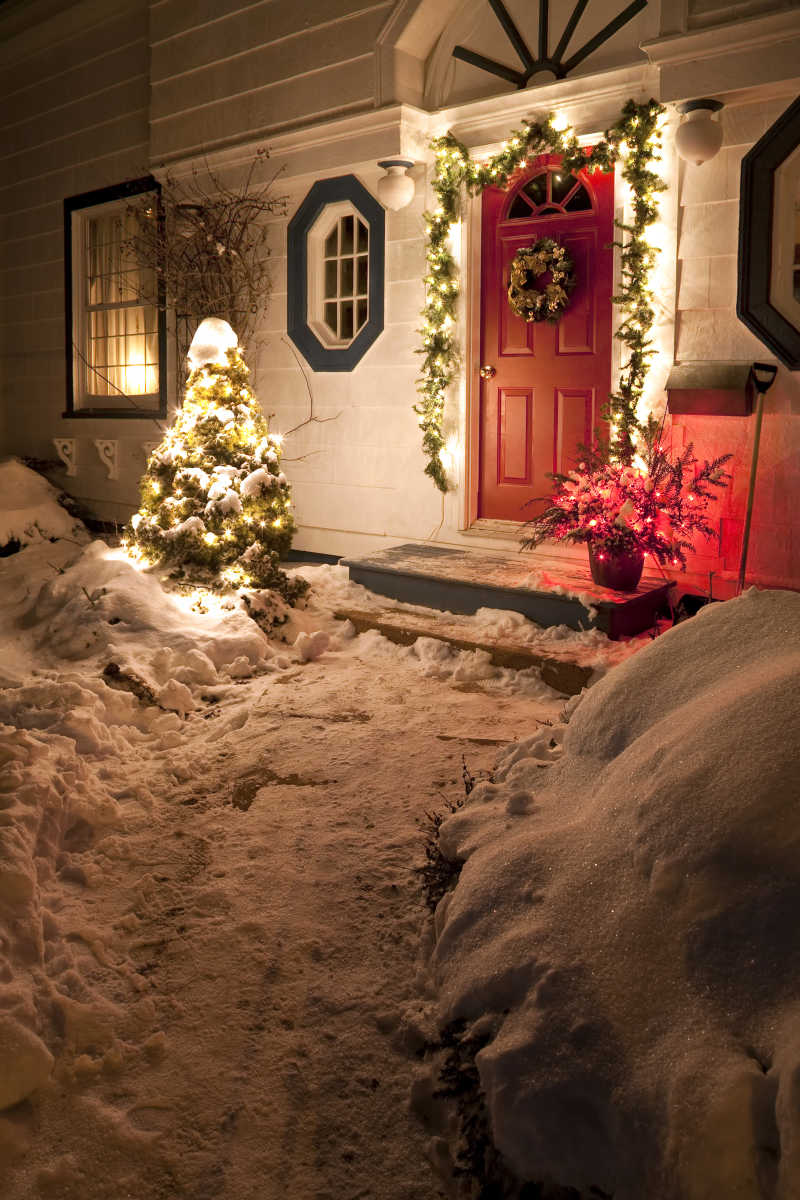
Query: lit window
287,175,384,372
64,177,167,417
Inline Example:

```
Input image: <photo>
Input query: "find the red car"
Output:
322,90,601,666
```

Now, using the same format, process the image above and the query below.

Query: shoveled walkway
11,634,563,1200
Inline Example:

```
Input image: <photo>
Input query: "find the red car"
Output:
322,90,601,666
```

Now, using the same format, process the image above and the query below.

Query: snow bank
0,529,282,1118
0,458,86,550
433,588,800,1199
26,541,271,683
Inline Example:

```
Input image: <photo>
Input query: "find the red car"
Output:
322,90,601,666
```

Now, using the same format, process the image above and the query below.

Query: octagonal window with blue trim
287,175,384,372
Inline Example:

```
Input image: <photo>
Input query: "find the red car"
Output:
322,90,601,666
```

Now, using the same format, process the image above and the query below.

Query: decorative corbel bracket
93,439,119,480
52,437,77,477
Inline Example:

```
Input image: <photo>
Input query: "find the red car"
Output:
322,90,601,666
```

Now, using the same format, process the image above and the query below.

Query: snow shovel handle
737,363,778,594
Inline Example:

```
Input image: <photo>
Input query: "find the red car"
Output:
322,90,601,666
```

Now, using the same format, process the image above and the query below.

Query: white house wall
674,92,800,589
0,0,798,586
252,156,444,558
149,0,395,163
686,0,795,29
0,0,153,524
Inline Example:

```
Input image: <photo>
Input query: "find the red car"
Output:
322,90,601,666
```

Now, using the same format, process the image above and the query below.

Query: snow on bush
239,466,276,498
433,587,800,1200
26,541,271,683
0,458,86,551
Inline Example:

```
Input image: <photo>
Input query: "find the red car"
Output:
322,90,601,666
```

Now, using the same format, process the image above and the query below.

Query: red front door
478,155,615,521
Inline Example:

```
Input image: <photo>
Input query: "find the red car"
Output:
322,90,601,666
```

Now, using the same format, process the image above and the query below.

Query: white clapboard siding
151,0,391,76
0,0,151,518
150,0,392,159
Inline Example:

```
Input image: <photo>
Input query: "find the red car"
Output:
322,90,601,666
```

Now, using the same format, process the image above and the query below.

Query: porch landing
341,542,674,641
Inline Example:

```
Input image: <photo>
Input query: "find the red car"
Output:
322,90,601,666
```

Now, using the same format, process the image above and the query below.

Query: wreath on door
507,238,576,323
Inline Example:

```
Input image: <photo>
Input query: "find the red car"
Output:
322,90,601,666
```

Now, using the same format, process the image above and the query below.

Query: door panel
479,157,614,522
556,389,594,477
498,389,532,483
555,230,596,355
499,284,536,356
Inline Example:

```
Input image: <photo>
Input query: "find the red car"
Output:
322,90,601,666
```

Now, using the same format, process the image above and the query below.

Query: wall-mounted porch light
675,99,724,166
376,159,415,211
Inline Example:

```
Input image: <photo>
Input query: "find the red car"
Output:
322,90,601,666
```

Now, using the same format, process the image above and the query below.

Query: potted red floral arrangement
521,428,732,591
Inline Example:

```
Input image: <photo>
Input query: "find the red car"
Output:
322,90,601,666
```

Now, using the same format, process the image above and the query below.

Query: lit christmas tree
123,318,307,603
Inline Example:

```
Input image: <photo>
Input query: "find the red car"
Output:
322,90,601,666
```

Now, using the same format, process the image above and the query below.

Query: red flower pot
588,543,645,592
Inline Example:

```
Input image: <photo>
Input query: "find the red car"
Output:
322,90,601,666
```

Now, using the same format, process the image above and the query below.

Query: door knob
480,364,496,379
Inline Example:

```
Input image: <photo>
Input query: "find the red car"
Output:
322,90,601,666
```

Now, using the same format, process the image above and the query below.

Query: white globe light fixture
675,99,724,166
376,158,415,211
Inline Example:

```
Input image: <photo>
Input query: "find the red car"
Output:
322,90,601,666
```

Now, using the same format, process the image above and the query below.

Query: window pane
524,175,547,206
86,204,156,307
73,188,161,407
508,194,534,219
565,186,592,212
88,213,127,303
311,207,372,349
551,172,575,204
88,301,157,396
128,332,145,363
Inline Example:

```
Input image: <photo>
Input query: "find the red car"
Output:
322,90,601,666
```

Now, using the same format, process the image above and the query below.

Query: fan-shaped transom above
504,167,594,220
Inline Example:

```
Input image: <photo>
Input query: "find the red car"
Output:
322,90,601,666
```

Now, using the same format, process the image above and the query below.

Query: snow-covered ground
0,458,86,557
434,585,800,1199
0,458,605,1199
4,456,796,1200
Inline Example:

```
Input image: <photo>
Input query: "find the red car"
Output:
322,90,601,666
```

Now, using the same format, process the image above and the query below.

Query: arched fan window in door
506,171,593,219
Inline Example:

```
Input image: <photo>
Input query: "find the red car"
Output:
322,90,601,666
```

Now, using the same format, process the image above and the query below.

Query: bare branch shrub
124,149,287,376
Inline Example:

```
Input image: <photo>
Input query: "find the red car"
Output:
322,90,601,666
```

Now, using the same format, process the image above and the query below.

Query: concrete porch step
342,542,674,641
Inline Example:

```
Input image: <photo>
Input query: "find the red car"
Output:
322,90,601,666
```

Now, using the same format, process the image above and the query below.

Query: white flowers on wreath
507,238,576,324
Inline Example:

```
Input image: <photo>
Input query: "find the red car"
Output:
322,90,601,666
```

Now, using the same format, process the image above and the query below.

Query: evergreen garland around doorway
416,98,666,492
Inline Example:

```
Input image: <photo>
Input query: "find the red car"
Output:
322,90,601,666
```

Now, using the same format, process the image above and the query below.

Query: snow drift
434,587,800,1199
25,541,271,686
0,524,279,1120
0,458,86,551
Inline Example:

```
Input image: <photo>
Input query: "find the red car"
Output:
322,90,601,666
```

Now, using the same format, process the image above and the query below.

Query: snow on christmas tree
123,317,307,604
